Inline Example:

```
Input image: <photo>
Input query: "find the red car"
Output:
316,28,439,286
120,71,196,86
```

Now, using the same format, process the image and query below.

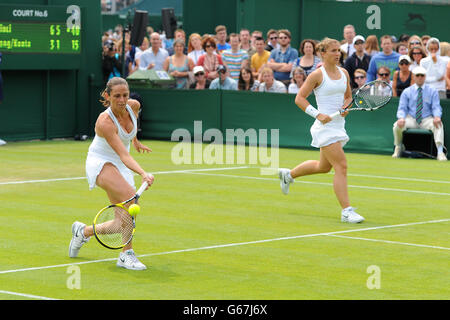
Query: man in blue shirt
209,65,238,91
392,66,447,161
366,35,400,82
267,29,298,86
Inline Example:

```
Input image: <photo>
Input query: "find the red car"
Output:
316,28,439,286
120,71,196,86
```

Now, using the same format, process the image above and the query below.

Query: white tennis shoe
117,249,147,271
69,221,90,258
278,168,294,195
341,207,365,223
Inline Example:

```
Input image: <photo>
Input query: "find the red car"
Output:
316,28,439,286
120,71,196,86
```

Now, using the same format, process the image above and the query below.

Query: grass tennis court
0,139,449,300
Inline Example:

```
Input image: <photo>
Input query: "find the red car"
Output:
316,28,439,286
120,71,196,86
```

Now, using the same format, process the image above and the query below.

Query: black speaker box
130,10,148,47
161,8,177,39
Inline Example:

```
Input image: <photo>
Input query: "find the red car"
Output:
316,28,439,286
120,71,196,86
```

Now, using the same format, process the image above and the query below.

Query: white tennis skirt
310,119,349,148
85,153,135,190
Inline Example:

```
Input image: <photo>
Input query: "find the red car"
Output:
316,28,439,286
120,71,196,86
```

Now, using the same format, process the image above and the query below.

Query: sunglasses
354,76,366,79
411,52,422,55
354,41,364,45
410,41,421,45
399,61,409,65
195,72,205,76
378,73,390,77
415,74,425,77
205,44,214,48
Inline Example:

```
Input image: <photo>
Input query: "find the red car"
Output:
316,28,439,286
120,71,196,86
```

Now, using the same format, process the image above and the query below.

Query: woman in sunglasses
196,37,224,80
408,45,427,71
376,66,393,96
393,55,414,97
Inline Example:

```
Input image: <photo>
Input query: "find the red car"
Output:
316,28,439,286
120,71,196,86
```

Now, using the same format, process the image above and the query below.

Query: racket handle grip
136,181,149,197
329,111,342,119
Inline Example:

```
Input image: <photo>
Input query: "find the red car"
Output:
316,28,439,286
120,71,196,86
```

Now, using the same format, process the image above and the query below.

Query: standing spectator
215,25,231,54
167,29,188,56
393,55,414,97
292,39,321,77
421,35,431,48
408,45,427,71
221,33,249,81
163,39,194,89
407,35,423,53
196,37,224,81
364,35,380,57
238,66,259,91
102,39,122,84
265,29,279,52
267,29,298,86
353,69,367,91
134,37,149,62
239,28,253,56
420,37,447,99
396,42,408,55
340,24,356,59
187,33,205,65
250,36,270,79
136,32,168,71
250,30,263,50
366,35,400,82
344,35,371,88
392,66,446,161
258,67,287,93
209,65,238,90
190,66,211,90
288,67,306,94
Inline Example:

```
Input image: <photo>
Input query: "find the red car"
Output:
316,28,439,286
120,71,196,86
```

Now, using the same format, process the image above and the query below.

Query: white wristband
305,105,320,119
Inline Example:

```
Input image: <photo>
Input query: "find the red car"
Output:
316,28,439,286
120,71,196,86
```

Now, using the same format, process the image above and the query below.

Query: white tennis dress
310,66,350,148
86,105,137,190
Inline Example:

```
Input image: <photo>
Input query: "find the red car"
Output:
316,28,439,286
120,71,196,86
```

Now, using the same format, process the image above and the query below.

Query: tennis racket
92,179,150,250
330,80,393,120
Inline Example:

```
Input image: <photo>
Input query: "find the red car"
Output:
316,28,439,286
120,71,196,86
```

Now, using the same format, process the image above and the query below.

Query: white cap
353,35,365,45
412,66,427,75
193,66,205,75
398,54,412,63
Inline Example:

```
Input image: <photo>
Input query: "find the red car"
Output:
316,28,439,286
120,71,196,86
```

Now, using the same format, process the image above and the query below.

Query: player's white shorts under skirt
310,119,349,148
86,154,135,190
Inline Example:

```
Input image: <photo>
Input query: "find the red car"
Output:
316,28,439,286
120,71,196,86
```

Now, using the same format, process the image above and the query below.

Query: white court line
185,172,450,197
345,173,450,185
328,235,450,251
1,218,448,275
0,166,250,186
0,290,60,300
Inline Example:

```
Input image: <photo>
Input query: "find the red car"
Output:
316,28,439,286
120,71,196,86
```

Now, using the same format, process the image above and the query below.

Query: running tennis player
69,77,154,270
278,38,364,223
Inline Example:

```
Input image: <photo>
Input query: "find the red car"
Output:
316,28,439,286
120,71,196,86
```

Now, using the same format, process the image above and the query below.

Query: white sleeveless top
313,66,347,119
87,105,137,162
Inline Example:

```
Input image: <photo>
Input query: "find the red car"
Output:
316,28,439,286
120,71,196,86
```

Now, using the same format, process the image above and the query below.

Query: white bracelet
305,105,320,119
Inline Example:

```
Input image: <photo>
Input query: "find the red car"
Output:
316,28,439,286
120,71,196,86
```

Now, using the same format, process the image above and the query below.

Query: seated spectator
250,36,270,79
420,37,447,99
344,35,371,88
407,35,423,53
136,32,168,71
265,29,279,52
190,66,211,89
288,67,306,94
396,42,408,56
238,66,259,91
353,68,367,92
258,67,287,93
292,39,321,77
197,37,224,80
221,33,249,81
393,55,414,97
163,39,194,89
187,33,205,65
408,45,427,71
376,66,393,96
267,29,298,86
209,65,238,90
134,36,149,62
215,25,231,54
366,35,400,82
364,35,380,57
421,35,431,48
167,29,188,56
392,66,446,161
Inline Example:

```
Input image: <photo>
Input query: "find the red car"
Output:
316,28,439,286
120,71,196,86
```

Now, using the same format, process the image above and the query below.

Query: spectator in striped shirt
221,33,249,81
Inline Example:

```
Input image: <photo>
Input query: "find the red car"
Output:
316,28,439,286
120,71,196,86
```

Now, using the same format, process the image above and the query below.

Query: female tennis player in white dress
69,77,155,270
278,38,364,223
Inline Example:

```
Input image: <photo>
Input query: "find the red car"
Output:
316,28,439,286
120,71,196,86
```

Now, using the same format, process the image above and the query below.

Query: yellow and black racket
92,180,150,250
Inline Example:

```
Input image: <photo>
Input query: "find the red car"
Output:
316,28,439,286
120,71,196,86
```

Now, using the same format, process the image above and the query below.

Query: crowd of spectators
101,24,450,99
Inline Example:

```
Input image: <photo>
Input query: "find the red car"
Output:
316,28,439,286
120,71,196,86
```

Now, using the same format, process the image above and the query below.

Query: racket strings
356,81,392,110
94,205,134,248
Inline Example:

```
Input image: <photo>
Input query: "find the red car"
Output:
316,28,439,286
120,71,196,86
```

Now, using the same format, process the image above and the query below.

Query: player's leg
321,142,364,223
